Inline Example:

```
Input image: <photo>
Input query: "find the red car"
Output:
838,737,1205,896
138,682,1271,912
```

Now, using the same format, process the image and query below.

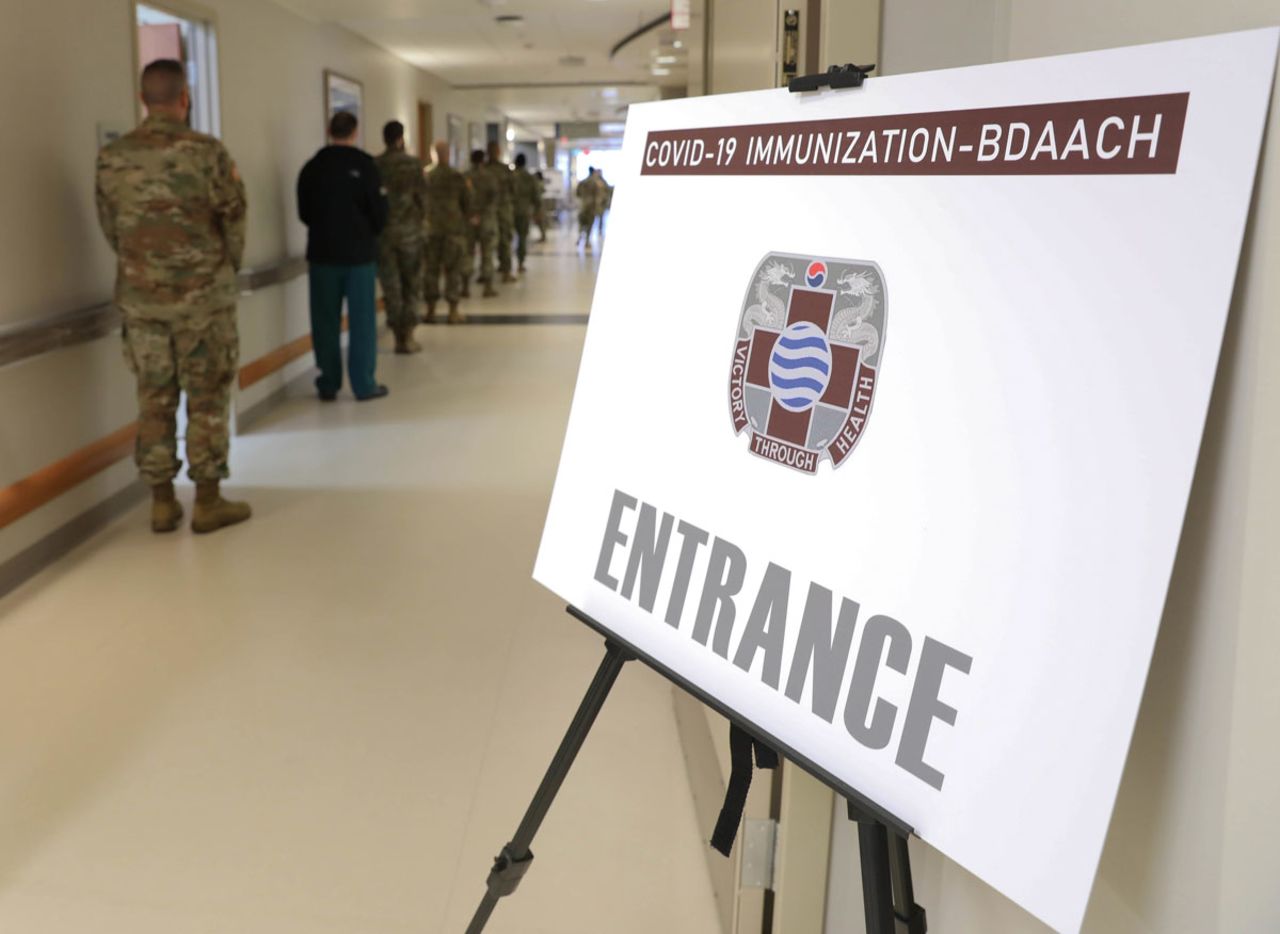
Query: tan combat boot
482,283,498,298
151,481,183,534
424,301,437,324
192,481,252,534
448,302,465,324
394,327,422,354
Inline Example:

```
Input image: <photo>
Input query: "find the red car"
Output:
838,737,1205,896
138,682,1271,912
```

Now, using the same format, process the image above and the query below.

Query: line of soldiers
375,129,542,354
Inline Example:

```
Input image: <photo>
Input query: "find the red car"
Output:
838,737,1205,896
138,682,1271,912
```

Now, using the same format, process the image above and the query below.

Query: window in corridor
134,3,221,136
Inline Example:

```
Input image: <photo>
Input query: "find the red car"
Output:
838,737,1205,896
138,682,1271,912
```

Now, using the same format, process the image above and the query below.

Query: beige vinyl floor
0,226,723,933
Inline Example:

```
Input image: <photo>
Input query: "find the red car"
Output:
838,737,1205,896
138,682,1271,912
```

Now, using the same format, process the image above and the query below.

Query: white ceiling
276,0,696,138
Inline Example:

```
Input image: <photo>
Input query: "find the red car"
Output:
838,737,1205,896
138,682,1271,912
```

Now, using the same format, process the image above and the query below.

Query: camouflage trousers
378,238,423,336
424,231,465,304
470,219,497,284
496,211,514,275
122,307,238,486
513,212,531,266
578,208,596,239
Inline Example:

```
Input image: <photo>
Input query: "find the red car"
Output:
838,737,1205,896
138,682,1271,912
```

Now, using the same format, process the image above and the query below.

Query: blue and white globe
769,321,832,412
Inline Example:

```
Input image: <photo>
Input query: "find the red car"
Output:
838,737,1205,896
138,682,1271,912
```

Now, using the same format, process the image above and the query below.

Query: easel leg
889,832,927,934
465,640,634,934
857,820,896,934
849,801,927,934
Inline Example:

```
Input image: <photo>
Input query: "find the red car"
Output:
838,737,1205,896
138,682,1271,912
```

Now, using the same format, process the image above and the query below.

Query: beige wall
0,0,501,566
827,2,1280,933
706,0,780,94
819,0,880,74
878,0,1010,76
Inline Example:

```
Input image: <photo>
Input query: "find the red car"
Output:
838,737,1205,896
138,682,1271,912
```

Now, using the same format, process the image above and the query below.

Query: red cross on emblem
729,254,885,473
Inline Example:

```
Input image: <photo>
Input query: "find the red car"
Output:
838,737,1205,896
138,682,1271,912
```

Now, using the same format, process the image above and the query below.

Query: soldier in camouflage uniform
576,168,601,253
486,141,517,284
533,170,549,242
374,121,427,354
423,141,471,324
510,153,541,274
465,149,499,298
94,59,250,535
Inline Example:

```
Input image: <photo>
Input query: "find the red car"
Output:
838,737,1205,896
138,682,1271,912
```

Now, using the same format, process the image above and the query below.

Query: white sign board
535,29,1278,933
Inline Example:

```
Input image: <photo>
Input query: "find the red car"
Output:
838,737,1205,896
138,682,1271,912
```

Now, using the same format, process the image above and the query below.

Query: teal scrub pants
308,262,379,398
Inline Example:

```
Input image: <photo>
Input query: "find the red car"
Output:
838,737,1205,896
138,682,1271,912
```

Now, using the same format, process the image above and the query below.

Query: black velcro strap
710,724,778,857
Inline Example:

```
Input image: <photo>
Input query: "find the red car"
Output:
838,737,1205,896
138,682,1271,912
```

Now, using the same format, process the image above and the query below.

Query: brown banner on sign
641,92,1188,176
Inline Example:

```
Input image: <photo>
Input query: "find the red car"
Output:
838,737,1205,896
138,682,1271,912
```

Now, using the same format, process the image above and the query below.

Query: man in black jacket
297,111,390,401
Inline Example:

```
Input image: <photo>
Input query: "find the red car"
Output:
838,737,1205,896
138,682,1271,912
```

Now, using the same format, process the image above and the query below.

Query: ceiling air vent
558,54,587,67
495,14,524,23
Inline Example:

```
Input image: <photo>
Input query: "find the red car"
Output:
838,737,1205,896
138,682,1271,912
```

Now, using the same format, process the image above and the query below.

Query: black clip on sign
788,62,876,93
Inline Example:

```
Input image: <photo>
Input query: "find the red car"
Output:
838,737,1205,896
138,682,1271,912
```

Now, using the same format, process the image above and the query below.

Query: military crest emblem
728,253,886,474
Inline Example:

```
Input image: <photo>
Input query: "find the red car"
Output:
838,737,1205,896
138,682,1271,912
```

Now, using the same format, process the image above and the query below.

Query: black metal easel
468,63,924,934
788,62,876,93
465,606,926,934
849,800,927,934
465,637,634,934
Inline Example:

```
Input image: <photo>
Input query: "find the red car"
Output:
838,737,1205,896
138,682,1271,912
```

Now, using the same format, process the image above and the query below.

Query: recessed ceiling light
601,87,618,99
651,67,671,76
654,54,678,64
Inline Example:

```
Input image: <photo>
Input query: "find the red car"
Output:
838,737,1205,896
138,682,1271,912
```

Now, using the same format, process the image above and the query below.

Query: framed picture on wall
324,70,363,147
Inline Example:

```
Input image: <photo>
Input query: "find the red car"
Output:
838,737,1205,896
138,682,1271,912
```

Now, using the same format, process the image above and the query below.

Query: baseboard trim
0,479,147,602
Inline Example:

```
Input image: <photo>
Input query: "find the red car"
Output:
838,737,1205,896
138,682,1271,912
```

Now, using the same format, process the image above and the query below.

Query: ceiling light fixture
651,67,671,76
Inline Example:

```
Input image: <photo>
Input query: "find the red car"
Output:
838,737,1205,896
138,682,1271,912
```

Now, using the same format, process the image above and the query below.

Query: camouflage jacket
487,162,515,222
95,114,246,319
466,165,499,223
511,167,541,220
576,177,599,214
374,148,427,245
425,163,471,236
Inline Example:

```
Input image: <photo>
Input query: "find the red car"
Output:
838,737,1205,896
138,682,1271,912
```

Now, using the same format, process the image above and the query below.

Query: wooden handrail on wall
0,257,307,370
0,423,138,530
238,314,351,390
0,303,368,532
0,256,322,533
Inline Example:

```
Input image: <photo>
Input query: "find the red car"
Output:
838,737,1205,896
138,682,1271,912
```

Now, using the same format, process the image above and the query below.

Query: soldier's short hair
470,149,486,166
383,120,405,147
514,153,527,167
140,59,187,106
330,111,359,141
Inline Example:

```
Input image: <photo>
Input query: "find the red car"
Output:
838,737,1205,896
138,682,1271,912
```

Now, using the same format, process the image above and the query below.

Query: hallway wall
0,0,503,567
704,0,779,94
825,3,1280,933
